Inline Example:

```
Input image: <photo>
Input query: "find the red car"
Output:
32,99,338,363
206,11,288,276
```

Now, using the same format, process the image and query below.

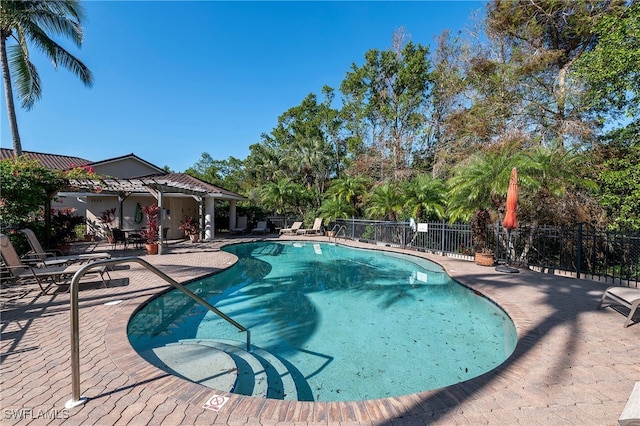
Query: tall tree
1,0,94,155
431,24,527,177
588,123,639,231
340,28,432,181
574,1,639,126
262,92,339,207
486,0,625,151
429,30,467,177
184,152,246,192
244,138,287,185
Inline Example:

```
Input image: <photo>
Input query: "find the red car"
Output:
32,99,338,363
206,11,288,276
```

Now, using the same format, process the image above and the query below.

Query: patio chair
1,234,110,294
111,228,128,249
128,231,145,249
230,216,248,234
251,221,268,234
299,218,323,235
599,285,640,327
20,228,110,266
279,221,303,235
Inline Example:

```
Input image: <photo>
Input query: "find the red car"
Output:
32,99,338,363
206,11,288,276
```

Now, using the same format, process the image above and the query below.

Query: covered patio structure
66,174,246,254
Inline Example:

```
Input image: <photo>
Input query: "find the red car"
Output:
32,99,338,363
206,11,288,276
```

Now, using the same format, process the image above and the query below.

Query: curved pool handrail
65,256,250,409
329,224,347,243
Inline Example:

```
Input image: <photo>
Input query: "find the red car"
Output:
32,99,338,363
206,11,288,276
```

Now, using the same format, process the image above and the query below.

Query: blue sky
1,1,485,172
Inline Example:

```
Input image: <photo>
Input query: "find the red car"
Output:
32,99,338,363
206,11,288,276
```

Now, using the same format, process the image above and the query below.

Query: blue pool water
128,241,517,402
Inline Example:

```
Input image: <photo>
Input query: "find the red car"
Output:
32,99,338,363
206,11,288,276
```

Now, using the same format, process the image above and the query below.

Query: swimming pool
128,241,516,402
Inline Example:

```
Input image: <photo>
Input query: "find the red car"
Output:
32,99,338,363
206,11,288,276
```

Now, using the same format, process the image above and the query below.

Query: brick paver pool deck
1,235,638,425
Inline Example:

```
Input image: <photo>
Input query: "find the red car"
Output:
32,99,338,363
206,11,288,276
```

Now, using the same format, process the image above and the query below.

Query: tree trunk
0,32,23,156
555,65,568,152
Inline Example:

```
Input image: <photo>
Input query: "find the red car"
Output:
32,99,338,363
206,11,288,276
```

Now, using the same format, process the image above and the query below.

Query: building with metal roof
1,150,247,253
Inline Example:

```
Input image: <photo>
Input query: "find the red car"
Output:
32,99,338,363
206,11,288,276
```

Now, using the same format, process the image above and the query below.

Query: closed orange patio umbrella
497,168,519,273
503,168,518,230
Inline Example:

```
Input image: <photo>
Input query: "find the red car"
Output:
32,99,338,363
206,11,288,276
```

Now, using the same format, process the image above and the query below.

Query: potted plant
50,208,84,255
99,207,117,243
179,216,200,242
140,204,160,255
471,209,494,266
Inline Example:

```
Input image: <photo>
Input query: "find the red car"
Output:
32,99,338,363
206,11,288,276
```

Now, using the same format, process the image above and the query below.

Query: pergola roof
67,173,246,200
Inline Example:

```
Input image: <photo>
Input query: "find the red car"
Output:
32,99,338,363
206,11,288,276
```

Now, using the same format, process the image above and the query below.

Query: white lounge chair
1,234,110,294
230,216,248,234
599,285,640,327
20,228,110,266
280,221,303,235
619,382,640,426
299,218,323,235
251,221,268,234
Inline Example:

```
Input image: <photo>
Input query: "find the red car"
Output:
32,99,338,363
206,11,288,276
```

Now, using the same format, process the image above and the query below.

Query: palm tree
1,0,93,155
318,196,355,225
325,174,369,214
365,181,404,221
518,147,598,225
259,178,305,216
523,147,596,199
403,174,446,221
446,149,521,222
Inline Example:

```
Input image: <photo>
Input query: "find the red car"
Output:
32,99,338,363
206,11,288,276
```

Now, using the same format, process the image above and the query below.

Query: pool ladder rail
65,256,251,409
328,224,347,243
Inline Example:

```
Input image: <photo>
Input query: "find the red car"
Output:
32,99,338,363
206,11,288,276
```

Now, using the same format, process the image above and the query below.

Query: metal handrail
65,256,250,409
329,224,347,243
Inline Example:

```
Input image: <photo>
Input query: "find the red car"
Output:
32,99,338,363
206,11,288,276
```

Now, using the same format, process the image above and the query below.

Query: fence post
441,219,446,254
402,222,406,247
495,220,500,260
352,216,355,240
576,223,583,279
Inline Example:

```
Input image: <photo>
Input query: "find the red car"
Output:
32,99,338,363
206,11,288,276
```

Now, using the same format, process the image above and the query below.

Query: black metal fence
333,219,640,288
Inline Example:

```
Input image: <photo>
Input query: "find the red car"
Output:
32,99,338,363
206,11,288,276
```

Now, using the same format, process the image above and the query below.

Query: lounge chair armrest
2,264,32,271
20,253,41,264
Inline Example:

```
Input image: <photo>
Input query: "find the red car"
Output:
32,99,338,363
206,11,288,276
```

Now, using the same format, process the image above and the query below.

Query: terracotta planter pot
145,243,158,255
475,252,495,266
189,234,199,243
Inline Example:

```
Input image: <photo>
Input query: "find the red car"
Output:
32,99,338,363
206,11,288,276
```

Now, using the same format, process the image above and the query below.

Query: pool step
143,339,306,400
140,343,238,391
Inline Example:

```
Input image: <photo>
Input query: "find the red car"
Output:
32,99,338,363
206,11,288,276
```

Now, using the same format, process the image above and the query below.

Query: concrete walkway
1,235,638,425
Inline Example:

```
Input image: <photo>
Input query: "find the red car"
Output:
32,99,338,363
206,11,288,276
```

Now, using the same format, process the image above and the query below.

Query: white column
205,197,216,241
158,190,164,255
229,200,237,230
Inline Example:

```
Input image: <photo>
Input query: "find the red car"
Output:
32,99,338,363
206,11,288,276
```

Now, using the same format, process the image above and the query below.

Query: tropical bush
140,205,160,244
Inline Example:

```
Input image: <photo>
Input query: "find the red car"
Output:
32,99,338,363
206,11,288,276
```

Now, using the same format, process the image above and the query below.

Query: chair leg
100,269,112,288
624,300,639,328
